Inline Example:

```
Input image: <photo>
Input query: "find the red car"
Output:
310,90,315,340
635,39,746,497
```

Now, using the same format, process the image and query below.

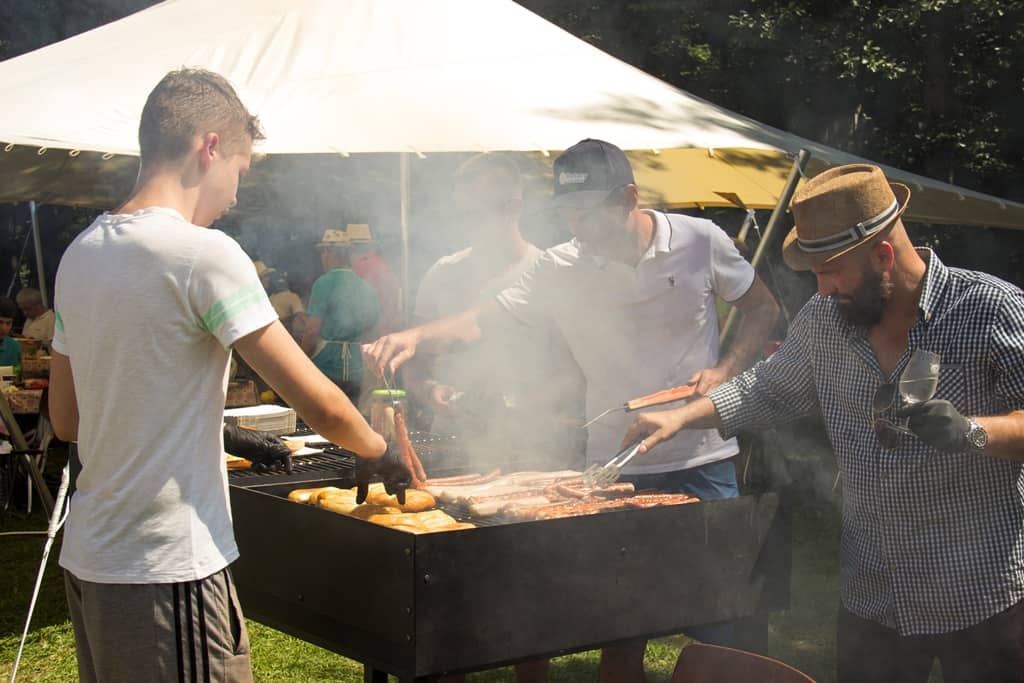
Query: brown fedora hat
782,164,911,271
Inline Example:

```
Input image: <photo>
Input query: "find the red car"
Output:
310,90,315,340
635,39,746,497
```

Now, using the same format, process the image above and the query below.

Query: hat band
796,199,899,253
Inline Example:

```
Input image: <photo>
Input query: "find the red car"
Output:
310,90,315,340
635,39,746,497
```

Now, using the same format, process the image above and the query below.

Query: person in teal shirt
0,297,22,375
301,229,380,400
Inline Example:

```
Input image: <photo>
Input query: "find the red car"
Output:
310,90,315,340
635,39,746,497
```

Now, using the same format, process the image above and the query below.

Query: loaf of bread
347,503,403,519
289,484,471,533
225,454,251,470
313,487,351,505
286,486,352,505
368,509,474,534
287,487,324,503
317,496,361,515
349,484,436,512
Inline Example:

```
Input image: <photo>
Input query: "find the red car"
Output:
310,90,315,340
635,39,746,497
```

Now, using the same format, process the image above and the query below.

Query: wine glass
899,349,941,406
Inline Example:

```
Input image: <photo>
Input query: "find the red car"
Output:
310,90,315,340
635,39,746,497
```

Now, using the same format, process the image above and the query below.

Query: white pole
399,153,410,327
28,201,48,308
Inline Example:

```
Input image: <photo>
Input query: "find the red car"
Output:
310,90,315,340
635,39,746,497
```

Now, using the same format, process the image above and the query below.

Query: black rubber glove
897,399,970,453
355,444,411,505
223,423,293,473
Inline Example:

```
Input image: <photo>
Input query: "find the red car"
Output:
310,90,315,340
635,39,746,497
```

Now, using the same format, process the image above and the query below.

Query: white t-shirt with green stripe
53,207,277,583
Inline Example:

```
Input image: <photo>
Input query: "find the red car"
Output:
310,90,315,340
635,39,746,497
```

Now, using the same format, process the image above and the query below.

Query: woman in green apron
301,229,380,400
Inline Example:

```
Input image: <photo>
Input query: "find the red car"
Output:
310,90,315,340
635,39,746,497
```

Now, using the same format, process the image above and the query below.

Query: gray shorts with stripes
64,567,253,683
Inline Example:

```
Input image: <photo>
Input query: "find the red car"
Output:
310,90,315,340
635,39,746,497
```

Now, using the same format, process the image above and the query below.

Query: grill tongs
583,437,646,489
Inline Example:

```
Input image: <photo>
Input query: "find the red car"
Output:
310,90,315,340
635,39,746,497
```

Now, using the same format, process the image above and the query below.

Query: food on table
286,484,470,533
285,467,700,530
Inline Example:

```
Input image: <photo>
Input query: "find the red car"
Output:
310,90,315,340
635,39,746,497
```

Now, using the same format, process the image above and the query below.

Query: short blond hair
139,68,264,165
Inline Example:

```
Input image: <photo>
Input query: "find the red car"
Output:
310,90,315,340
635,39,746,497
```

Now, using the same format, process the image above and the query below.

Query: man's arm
403,315,459,414
974,411,1024,461
362,299,502,377
901,402,1024,461
48,350,79,442
690,274,780,394
620,396,722,455
235,320,385,458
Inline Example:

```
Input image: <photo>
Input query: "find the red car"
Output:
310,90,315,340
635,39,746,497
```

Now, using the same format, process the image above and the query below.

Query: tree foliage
520,0,1024,201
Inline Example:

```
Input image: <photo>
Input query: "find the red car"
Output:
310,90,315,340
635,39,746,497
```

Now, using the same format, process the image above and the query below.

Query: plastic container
0,365,15,389
369,389,406,441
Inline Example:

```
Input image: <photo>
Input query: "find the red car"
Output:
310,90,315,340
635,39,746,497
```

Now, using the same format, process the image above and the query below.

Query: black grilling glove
896,399,970,453
223,423,293,473
355,444,411,505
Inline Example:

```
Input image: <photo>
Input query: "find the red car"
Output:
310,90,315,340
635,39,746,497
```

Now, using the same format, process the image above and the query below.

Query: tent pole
29,201,49,308
399,153,410,327
720,148,811,342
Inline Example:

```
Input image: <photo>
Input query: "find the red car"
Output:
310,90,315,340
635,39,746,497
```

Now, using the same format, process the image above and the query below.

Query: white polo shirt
496,210,754,474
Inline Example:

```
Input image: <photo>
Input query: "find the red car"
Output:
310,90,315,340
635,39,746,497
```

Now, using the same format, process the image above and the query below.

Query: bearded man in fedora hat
622,163,1024,682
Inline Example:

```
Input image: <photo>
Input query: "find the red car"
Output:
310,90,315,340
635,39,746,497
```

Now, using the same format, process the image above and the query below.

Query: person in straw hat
302,228,380,400
622,163,1024,682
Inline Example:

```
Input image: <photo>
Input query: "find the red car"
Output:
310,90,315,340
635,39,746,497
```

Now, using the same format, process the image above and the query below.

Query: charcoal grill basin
229,479,783,681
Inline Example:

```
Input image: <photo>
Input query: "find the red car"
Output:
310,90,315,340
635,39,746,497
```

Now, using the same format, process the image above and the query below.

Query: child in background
0,297,22,374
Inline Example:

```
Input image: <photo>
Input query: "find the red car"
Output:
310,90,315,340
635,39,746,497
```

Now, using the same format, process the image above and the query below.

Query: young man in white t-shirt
364,139,780,682
48,68,407,683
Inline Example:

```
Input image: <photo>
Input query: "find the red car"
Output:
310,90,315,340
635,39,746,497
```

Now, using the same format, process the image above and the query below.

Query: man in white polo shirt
365,139,780,682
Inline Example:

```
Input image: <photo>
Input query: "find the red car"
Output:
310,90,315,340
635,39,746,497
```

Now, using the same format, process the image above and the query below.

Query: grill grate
228,451,356,486
439,501,518,527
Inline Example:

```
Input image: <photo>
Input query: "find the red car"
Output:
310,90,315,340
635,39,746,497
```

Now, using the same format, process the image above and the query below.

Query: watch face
968,422,989,450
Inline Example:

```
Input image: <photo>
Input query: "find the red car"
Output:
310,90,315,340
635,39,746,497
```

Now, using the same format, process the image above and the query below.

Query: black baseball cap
551,138,636,209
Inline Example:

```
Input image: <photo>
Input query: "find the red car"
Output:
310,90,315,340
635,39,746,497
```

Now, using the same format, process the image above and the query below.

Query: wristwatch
965,418,989,453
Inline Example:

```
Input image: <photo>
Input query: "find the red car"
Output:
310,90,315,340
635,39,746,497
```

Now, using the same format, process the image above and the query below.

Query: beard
835,268,892,327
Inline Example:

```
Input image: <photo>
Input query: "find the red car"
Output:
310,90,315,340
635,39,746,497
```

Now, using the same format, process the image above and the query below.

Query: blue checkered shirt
709,250,1024,635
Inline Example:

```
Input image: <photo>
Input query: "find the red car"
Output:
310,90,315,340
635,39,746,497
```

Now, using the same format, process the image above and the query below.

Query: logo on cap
559,171,588,186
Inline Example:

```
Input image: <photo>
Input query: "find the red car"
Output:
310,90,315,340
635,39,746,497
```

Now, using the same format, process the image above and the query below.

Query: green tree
520,0,1024,202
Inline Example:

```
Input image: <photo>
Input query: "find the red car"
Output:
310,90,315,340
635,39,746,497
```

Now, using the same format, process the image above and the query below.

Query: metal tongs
583,437,645,488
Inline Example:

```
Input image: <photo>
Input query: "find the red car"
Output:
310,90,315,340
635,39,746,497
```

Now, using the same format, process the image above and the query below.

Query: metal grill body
229,446,788,682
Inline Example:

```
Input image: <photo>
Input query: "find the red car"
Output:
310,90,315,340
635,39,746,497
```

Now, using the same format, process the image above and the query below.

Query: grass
2,436,930,682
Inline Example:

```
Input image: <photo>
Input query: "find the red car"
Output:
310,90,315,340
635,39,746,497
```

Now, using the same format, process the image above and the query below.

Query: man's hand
355,444,412,505
620,409,687,455
426,382,460,416
688,365,733,396
223,423,293,473
362,329,420,377
897,399,970,453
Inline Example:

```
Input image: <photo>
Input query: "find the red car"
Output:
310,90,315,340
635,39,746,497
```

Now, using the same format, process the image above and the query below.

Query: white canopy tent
1,0,1022,224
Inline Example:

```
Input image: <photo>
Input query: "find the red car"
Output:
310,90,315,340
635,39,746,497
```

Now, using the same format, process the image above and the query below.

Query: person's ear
873,239,895,272
198,132,220,170
622,184,640,212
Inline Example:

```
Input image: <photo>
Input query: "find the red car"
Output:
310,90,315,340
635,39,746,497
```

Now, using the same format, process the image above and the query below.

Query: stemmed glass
871,349,941,450
899,349,941,406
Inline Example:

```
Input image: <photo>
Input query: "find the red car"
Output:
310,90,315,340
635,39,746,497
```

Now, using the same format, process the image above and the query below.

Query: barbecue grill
228,434,789,682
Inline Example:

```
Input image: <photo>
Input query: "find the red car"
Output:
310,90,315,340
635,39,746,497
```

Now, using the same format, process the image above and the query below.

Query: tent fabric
1,0,1023,227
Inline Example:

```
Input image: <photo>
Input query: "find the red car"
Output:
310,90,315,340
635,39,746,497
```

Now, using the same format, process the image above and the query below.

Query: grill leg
363,665,388,683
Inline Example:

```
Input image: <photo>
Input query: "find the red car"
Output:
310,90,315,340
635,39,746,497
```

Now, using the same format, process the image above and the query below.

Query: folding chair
671,642,816,683
22,408,56,515
0,390,54,516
